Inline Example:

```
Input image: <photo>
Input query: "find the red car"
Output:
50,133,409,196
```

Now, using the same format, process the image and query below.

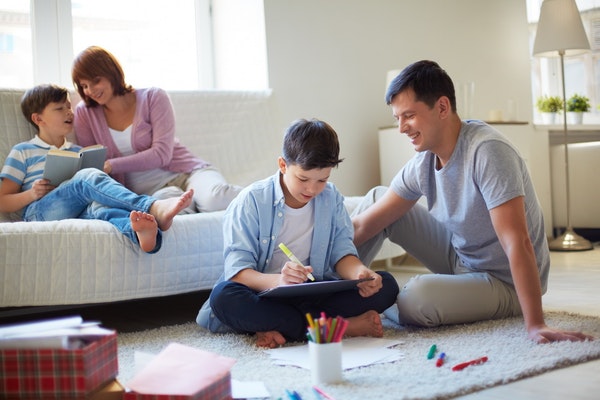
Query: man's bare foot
150,189,194,231
131,211,158,252
256,331,286,348
345,310,384,338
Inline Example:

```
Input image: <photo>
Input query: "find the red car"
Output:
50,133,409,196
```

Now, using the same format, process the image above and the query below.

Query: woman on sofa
71,46,242,213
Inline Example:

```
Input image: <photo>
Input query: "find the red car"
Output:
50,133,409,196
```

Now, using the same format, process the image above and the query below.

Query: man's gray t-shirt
390,120,549,291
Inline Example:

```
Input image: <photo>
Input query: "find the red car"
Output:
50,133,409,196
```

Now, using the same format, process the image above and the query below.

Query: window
528,0,600,124
0,0,267,90
0,0,33,87
72,0,201,90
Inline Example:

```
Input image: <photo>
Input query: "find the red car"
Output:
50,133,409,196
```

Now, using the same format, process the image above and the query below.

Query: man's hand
528,324,594,344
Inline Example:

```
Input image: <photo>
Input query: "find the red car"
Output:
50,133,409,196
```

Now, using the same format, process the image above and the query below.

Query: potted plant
536,95,563,124
566,93,590,124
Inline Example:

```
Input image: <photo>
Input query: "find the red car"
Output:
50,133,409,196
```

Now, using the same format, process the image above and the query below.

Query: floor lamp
533,0,593,251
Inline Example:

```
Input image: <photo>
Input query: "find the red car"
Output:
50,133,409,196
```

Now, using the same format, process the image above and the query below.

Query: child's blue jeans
23,168,161,252
207,271,399,341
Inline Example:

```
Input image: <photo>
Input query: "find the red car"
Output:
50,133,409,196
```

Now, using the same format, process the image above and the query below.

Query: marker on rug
427,344,437,359
436,352,446,367
451,356,488,371
279,243,315,281
285,389,302,400
313,385,337,400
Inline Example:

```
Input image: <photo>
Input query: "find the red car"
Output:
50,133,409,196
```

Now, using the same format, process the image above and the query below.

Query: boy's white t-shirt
266,200,314,274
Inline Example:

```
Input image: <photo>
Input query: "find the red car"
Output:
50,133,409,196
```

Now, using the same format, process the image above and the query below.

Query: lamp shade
533,0,590,57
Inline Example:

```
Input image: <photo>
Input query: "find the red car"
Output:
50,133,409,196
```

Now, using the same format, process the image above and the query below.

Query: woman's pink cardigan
74,87,208,187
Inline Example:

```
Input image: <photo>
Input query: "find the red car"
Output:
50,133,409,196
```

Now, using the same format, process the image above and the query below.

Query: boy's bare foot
131,211,158,252
345,310,384,338
150,189,194,231
256,331,286,348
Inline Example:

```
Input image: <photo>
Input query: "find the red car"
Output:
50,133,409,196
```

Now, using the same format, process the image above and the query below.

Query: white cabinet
378,127,416,186
375,126,410,265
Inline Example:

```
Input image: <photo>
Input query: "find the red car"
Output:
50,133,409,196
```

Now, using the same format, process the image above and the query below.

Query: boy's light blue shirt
0,135,79,191
223,171,357,282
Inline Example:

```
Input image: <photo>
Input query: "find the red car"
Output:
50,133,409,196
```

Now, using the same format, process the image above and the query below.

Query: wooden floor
387,244,600,400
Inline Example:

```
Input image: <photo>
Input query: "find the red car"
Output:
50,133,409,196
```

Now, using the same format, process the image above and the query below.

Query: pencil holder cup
309,341,342,384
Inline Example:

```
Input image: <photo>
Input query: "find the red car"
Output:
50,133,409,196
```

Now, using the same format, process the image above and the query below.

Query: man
352,60,593,344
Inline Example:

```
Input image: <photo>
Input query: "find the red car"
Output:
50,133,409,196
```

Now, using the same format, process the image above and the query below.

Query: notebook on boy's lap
258,277,374,298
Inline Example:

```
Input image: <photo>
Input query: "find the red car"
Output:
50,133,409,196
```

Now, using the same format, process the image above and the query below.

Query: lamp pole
548,50,593,251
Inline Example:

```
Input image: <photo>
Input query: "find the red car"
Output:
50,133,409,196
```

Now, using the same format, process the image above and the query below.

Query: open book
43,144,106,185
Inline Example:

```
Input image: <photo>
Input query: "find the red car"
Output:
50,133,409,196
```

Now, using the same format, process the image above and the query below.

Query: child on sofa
197,118,399,348
0,84,193,253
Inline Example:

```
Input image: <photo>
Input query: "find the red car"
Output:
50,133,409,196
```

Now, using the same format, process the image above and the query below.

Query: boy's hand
356,269,382,298
30,179,55,200
280,261,314,285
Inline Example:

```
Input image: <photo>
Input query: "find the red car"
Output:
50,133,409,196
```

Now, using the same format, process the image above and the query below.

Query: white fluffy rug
117,311,600,400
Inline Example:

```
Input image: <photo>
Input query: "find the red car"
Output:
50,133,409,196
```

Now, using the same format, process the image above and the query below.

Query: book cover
43,144,106,185
125,343,236,399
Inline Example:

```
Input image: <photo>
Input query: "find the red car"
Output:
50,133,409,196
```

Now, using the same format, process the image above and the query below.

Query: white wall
264,0,536,196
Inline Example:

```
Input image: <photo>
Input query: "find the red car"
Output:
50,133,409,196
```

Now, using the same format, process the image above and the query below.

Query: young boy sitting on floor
0,84,192,253
197,118,399,348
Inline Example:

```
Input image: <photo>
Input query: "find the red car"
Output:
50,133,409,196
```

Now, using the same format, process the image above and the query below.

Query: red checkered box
124,343,235,400
0,333,118,399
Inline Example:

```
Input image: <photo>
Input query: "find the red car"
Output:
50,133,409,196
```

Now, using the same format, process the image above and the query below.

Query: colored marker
285,389,303,400
427,344,437,359
306,313,315,329
451,356,488,371
279,243,315,281
436,352,446,367
312,386,337,400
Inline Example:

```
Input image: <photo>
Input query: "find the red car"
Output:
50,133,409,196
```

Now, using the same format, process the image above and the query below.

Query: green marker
427,344,437,359
278,243,315,281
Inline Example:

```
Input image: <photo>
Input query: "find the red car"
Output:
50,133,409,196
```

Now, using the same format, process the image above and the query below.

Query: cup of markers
306,312,346,385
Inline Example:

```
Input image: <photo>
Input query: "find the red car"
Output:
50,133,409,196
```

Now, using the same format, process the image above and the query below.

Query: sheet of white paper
265,337,404,370
231,379,270,399
0,316,84,338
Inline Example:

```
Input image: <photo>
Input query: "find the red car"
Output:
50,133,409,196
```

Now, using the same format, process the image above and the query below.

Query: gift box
0,332,118,399
124,343,235,400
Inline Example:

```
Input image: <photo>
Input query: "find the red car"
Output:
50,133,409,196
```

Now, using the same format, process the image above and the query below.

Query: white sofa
0,89,283,311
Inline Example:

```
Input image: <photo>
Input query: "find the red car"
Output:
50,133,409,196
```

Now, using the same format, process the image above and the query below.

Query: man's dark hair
385,60,456,112
21,84,69,131
282,118,344,169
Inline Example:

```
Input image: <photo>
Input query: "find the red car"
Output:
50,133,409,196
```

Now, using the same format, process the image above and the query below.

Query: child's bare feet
131,211,158,252
345,310,384,338
256,331,286,348
150,189,194,231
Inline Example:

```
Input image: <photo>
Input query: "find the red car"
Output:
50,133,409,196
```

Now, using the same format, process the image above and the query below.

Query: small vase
567,112,583,125
541,112,557,125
